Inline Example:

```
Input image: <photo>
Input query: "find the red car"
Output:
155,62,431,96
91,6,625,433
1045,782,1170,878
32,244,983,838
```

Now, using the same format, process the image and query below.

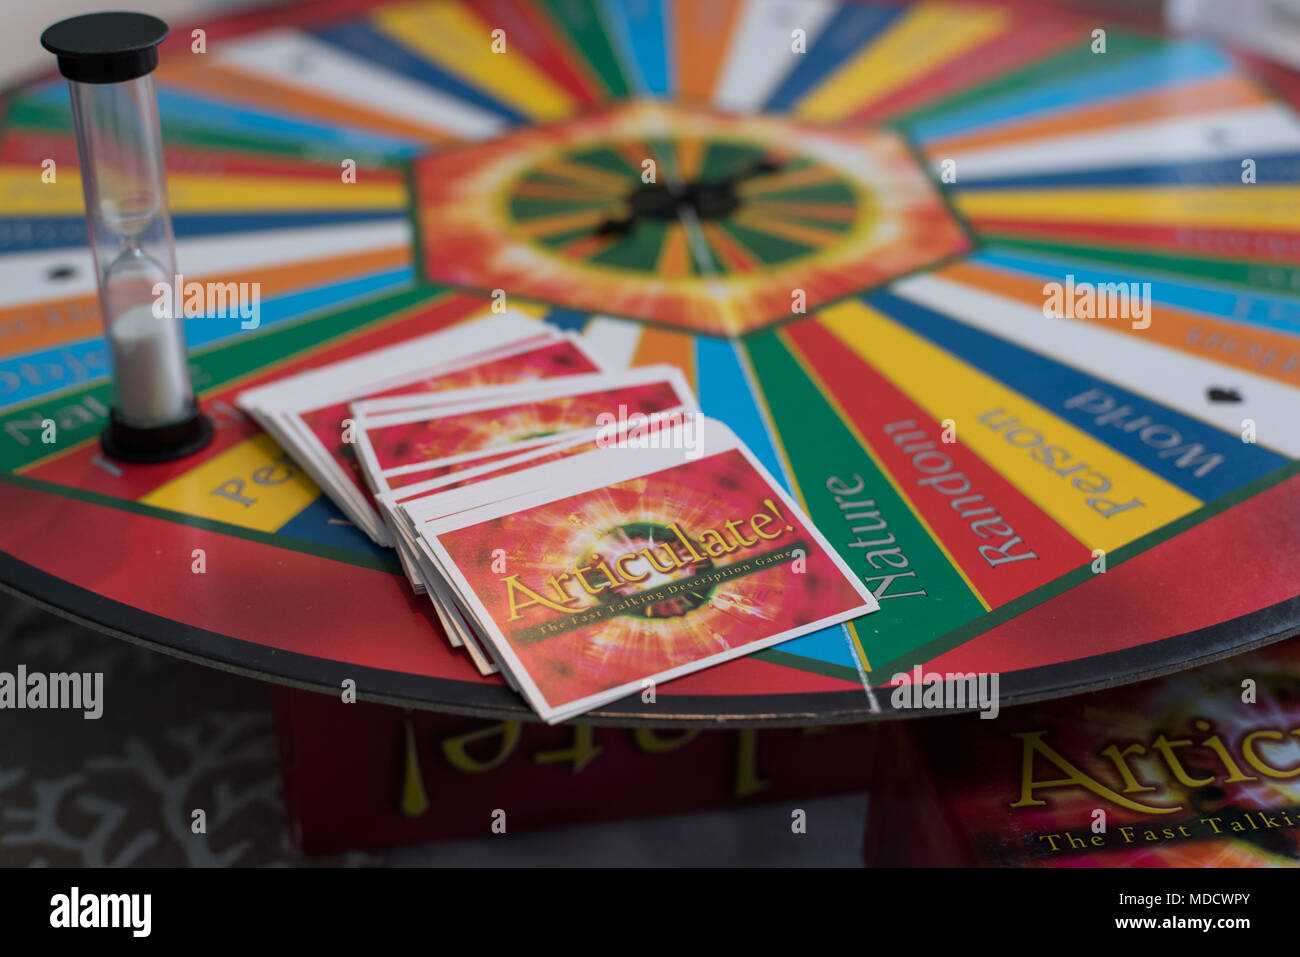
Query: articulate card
418,420,878,721
352,366,696,481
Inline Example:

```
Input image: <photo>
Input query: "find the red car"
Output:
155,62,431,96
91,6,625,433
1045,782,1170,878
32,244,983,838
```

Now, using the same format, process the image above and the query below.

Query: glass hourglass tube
43,13,212,462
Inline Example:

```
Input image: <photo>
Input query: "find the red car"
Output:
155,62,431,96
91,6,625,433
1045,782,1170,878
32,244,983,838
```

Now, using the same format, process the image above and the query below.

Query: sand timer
42,12,212,462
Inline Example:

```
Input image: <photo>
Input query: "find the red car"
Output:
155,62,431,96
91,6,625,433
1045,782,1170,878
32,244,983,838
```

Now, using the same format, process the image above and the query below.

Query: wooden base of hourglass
101,404,214,464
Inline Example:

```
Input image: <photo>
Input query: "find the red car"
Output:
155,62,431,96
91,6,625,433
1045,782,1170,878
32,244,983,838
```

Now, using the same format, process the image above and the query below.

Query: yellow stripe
513,299,552,319
957,186,1300,230
373,1,574,121
142,433,319,532
820,300,1201,552
796,3,1008,121
0,168,404,215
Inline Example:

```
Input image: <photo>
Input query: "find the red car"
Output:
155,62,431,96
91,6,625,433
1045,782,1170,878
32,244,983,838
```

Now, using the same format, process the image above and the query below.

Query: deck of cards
240,311,877,721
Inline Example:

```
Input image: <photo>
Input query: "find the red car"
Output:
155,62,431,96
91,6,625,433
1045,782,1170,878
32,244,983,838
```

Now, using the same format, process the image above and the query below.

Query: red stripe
788,318,1092,607
0,481,859,697
469,0,605,104
852,16,1082,124
1232,46,1300,112
919,470,1300,675
974,217,1300,265
0,481,483,681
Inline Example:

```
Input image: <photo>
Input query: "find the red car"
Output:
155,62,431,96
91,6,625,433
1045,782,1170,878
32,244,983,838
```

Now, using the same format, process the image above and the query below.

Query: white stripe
892,272,1300,456
941,104,1300,181
0,219,410,308
581,316,642,368
714,0,837,111
214,29,506,140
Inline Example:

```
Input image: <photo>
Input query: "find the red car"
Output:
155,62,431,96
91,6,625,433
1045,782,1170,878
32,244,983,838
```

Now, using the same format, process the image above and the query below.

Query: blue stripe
540,308,589,332
764,5,903,112
0,211,403,253
311,22,527,125
0,268,412,410
600,0,671,96
695,335,857,671
26,85,422,158
697,336,785,486
278,496,391,559
974,247,1300,336
183,267,413,350
955,151,1300,191
866,289,1287,499
908,42,1230,143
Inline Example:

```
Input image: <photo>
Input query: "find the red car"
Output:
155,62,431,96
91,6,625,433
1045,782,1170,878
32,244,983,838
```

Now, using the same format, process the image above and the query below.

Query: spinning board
2,0,1300,724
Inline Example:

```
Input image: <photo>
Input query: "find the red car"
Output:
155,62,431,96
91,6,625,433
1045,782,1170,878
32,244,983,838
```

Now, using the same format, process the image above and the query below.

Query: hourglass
42,12,212,462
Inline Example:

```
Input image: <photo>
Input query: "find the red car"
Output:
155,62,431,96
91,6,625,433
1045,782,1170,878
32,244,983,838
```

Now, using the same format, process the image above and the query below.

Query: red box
273,686,874,854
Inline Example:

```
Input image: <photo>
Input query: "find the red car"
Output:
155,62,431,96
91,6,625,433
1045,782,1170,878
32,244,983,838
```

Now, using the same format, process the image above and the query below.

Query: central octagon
414,101,968,338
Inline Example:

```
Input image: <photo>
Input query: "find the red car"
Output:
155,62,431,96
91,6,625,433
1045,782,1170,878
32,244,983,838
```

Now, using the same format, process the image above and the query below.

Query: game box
865,636,1300,867
274,685,873,853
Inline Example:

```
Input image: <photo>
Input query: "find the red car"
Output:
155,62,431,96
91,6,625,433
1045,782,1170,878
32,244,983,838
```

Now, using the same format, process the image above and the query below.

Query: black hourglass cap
41,12,169,84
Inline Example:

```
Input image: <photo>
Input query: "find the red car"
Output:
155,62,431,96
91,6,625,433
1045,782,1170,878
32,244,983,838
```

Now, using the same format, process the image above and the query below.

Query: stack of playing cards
240,311,878,721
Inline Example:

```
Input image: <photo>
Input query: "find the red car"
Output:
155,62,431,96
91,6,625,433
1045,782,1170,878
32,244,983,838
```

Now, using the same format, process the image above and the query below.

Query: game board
3,0,1300,724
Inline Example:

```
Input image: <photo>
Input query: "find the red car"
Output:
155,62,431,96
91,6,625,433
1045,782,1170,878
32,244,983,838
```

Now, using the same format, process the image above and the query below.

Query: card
236,311,604,542
414,418,878,722
350,365,697,485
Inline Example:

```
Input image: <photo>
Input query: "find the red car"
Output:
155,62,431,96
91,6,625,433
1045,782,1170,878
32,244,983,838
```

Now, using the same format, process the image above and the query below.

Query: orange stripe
739,164,840,198
673,136,705,182
516,207,613,237
655,222,691,278
935,259,1300,391
743,198,859,223
0,245,410,357
674,0,742,101
157,62,450,147
701,223,758,272
729,209,844,248
928,74,1269,156
615,139,655,175
632,325,696,393
543,160,636,193
555,232,616,260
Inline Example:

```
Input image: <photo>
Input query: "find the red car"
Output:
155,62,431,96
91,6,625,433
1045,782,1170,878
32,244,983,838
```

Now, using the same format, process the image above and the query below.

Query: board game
3,0,1300,724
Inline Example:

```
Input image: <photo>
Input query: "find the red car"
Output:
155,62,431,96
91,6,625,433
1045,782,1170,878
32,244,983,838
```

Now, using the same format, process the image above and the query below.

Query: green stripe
751,647,861,683
543,0,629,97
590,217,670,271
0,469,402,574
718,219,816,265
754,181,857,205
509,196,618,221
6,98,404,167
893,30,1165,133
403,160,428,284
987,235,1300,295
700,142,765,183
0,285,446,473
569,146,640,178
744,330,985,669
